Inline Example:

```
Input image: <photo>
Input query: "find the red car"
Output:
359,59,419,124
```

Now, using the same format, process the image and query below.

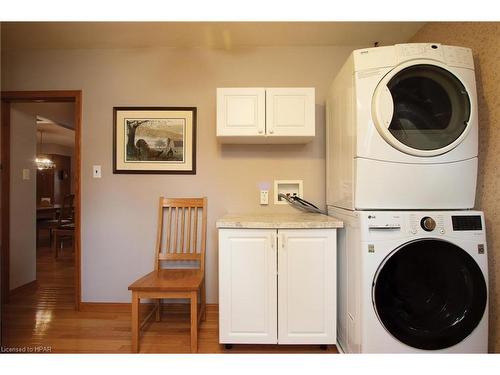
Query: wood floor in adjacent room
1,232,338,354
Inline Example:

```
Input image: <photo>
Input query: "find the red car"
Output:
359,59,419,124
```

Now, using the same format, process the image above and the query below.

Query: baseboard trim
9,280,37,297
79,302,217,313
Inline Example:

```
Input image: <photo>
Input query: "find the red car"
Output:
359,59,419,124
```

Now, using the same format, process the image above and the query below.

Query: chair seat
128,269,203,292
38,219,72,228
59,223,75,230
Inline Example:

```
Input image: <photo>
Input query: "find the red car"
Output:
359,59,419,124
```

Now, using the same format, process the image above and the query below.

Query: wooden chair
52,223,75,258
37,194,75,248
128,197,207,353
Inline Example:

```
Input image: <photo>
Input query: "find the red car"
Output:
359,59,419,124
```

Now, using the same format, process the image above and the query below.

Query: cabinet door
216,88,265,137
219,229,277,344
277,229,336,344
266,88,315,137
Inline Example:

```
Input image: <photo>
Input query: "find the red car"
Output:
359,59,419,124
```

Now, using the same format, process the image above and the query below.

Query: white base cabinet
218,229,277,344
218,228,336,345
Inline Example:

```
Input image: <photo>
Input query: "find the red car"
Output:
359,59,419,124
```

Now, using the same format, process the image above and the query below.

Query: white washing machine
326,43,478,210
329,208,488,353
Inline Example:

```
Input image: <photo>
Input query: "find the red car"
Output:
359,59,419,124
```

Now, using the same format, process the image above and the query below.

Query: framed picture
113,107,196,174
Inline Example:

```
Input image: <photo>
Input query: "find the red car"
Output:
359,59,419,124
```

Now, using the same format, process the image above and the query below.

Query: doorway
1,91,82,310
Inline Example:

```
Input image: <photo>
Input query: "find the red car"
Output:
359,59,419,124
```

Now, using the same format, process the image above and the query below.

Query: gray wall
9,104,37,290
1,46,361,302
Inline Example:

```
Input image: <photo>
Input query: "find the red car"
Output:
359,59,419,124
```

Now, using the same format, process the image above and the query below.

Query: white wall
9,104,37,290
1,45,362,303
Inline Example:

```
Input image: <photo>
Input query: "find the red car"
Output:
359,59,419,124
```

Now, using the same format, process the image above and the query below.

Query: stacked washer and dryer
326,43,488,353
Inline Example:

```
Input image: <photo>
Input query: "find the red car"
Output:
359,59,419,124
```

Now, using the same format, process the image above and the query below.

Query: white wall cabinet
218,228,336,345
216,87,315,144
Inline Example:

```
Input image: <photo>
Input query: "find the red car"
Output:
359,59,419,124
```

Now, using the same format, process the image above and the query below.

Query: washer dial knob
421,216,436,232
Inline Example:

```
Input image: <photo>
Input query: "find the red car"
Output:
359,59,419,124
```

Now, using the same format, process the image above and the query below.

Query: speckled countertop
216,213,343,229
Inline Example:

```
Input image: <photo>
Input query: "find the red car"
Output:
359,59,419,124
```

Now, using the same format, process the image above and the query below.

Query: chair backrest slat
166,207,172,253
180,208,185,253
173,207,179,253
193,207,198,253
154,197,207,271
186,207,192,253
154,199,164,270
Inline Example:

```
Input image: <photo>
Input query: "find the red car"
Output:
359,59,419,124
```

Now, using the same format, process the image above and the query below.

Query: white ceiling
37,119,75,148
1,22,425,49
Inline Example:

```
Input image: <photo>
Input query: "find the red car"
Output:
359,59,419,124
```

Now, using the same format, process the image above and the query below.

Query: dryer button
439,229,445,235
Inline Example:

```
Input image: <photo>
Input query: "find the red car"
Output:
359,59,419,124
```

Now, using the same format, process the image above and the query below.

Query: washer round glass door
372,61,471,156
373,239,487,350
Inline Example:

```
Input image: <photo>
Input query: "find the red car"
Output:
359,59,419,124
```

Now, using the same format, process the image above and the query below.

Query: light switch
93,165,102,178
22,168,30,180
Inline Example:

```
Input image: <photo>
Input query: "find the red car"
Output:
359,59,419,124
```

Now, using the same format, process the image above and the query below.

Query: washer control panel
409,214,445,235
361,211,484,240
421,216,436,232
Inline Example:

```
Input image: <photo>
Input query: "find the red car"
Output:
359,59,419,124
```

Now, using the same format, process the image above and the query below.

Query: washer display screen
373,239,486,350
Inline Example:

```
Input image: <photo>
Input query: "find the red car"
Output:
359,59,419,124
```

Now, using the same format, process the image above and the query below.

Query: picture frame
113,107,197,174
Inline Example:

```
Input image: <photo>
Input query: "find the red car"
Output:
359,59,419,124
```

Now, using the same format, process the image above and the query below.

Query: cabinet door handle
258,129,263,134
269,130,274,134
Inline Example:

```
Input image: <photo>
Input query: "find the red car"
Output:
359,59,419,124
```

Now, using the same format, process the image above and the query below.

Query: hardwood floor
1,232,338,354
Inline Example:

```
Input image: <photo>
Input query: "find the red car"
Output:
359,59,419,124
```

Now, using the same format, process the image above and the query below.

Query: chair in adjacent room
37,193,75,249
128,197,207,353
51,194,75,258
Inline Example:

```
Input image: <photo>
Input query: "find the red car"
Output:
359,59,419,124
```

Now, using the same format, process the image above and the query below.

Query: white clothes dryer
326,43,478,210
329,208,488,353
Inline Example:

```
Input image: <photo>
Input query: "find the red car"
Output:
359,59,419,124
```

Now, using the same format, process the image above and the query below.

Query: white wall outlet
22,168,30,180
92,165,102,178
260,190,269,205
274,180,303,205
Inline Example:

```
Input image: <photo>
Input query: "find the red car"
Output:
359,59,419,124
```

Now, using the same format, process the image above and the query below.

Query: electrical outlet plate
260,190,269,205
274,180,303,205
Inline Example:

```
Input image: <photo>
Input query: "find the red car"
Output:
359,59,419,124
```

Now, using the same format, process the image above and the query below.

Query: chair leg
49,228,53,248
131,292,140,353
155,299,161,322
53,231,58,258
190,291,198,353
201,280,206,321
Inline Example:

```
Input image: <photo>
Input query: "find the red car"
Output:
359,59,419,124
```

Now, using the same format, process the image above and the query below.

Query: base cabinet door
218,229,277,344
277,229,336,344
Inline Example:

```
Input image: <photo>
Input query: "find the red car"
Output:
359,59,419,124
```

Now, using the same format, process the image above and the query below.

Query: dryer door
372,61,471,157
372,238,486,350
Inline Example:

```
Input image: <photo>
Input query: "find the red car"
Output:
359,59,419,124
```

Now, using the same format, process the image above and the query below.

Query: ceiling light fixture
35,130,55,170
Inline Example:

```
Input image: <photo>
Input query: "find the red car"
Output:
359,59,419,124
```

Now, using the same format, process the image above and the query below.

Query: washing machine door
372,60,471,157
372,238,487,350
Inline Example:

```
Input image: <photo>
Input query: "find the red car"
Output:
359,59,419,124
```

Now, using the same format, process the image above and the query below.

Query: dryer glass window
387,64,471,151
373,239,486,350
